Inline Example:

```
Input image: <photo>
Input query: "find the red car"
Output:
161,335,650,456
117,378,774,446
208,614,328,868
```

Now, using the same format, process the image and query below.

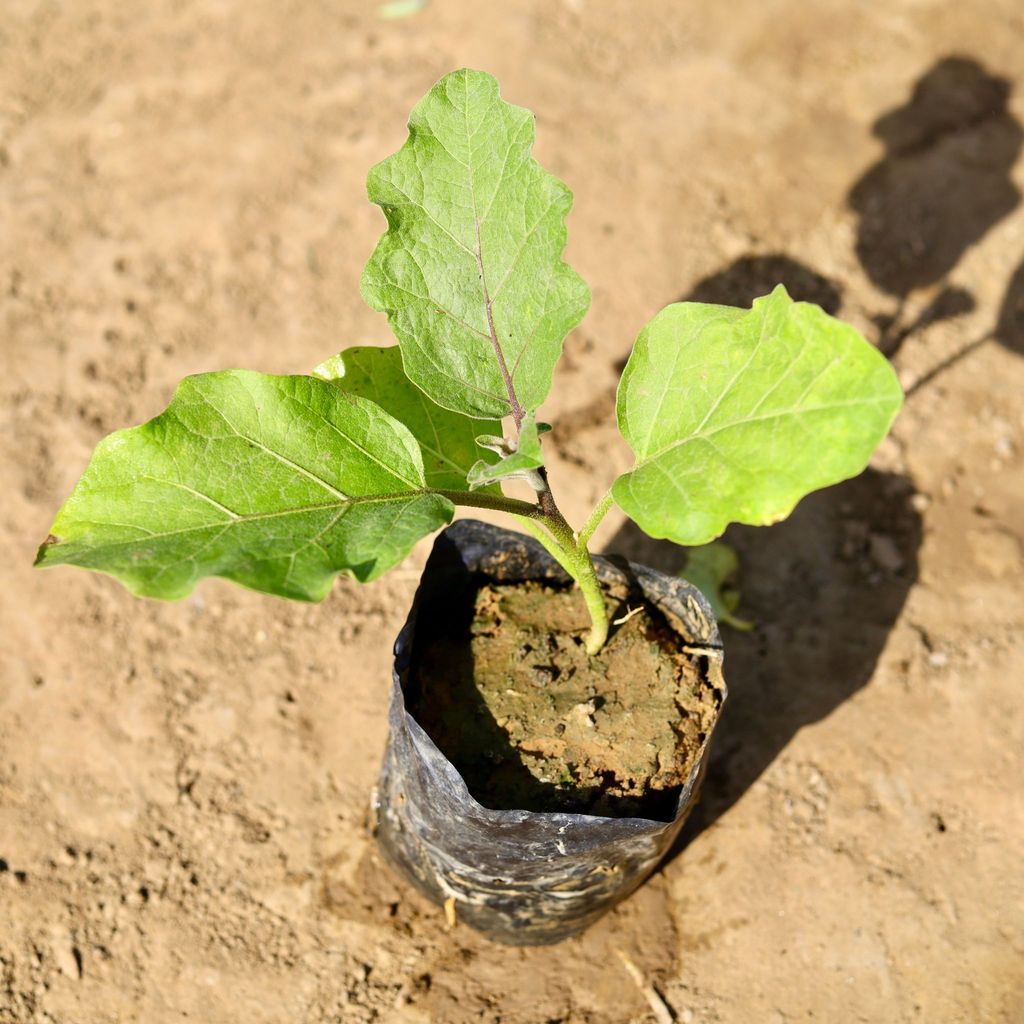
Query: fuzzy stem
438,479,610,655
576,489,614,550
513,515,578,577
518,511,609,655
573,550,609,655
432,488,542,519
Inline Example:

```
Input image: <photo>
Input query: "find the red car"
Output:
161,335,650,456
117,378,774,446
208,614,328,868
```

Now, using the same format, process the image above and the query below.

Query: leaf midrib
48,492,435,558
462,72,521,422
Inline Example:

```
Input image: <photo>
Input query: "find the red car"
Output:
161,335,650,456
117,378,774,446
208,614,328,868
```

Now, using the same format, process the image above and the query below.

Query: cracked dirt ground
2,2,1022,1021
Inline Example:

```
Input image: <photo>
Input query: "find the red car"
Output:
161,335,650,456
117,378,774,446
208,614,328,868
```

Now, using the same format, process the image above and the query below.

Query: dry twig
616,948,674,1024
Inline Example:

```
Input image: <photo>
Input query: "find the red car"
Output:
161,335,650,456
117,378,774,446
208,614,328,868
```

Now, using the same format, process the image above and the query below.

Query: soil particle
410,581,718,818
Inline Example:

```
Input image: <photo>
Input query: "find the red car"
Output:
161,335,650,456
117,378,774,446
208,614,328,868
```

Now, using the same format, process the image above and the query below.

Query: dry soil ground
2,2,1023,1022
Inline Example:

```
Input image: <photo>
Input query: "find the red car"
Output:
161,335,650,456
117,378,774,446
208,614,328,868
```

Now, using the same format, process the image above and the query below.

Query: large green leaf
313,345,499,491
614,286,903,545
35,371,453,599
360,68,590,420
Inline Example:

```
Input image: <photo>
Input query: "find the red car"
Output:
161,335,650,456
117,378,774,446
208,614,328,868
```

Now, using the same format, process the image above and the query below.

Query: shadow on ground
682,254,842,314
603,469,923,861
848,55,1021,356
995,256,1024,355
577,253,846,417
905,260,1024,395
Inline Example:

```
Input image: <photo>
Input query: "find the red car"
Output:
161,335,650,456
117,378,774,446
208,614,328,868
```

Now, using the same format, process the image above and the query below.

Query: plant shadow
683,253,843,314
554,253,848,451
995,255,1024,355
602,468,922,863
904,258,1024,395
848,55,1021,356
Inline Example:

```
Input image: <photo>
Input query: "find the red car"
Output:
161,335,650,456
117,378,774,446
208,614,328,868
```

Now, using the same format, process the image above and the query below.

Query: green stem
515,513,609,655
436,489,609,655
576,489,613,550
574,552,609,655
513,515,577,575
432,488,541,519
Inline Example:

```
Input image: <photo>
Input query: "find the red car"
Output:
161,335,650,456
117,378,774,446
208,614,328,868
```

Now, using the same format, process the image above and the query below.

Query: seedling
35,70,903,655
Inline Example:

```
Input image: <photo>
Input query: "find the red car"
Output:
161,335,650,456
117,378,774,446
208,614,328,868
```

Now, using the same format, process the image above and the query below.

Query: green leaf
313,345,500,491
35,371,453,600
679,542,753,632
466,412,545,490
613,286,904,545
360,68,590,420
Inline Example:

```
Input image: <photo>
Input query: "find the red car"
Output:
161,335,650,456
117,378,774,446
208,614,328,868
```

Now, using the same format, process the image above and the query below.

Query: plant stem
513,515,578,574
431,488,542,519
576,489,613,549
516,505,609,655
573,549,609,654
436,478,610,655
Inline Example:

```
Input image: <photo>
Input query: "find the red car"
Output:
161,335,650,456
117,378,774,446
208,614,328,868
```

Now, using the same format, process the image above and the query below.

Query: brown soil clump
410,581,718,818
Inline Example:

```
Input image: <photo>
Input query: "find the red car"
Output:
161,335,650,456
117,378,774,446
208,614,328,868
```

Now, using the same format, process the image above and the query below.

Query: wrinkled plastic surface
375,520,726,945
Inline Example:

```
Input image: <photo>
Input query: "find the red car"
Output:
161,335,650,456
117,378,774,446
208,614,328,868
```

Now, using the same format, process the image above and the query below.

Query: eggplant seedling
36,69,903,656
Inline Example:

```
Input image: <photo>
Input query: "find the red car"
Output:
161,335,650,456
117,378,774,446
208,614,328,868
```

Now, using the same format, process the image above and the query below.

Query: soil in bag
408,578,720,820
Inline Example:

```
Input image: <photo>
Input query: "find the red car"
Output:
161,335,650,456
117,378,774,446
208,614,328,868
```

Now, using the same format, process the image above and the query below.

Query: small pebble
529,665,557,687
928,651,949,668
568,700,597,729
869,533,904,573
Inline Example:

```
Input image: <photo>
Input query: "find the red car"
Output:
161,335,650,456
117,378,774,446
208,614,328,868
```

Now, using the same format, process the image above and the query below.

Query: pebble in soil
410,581,719,819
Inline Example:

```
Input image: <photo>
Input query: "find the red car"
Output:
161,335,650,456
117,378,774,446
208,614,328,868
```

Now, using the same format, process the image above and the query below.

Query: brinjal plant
35,69,903,653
